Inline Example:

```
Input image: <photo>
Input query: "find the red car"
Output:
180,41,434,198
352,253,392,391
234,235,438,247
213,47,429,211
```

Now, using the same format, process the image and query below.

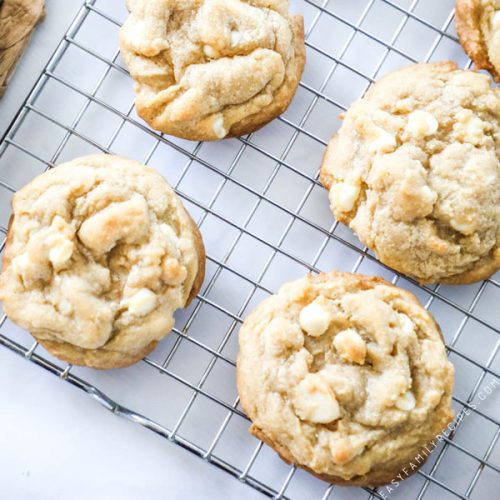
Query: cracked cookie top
456,0,500,82
237,272,454,485
119,0,305,140
0,155,205,368
321,62,500,284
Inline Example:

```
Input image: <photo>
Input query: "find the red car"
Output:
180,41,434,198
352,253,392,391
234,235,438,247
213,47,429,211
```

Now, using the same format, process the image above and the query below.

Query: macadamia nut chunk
333,329,366,365
237,273,454,485
0,155,205,369
321,62,500,284
293,373,341,424
119,0,305,140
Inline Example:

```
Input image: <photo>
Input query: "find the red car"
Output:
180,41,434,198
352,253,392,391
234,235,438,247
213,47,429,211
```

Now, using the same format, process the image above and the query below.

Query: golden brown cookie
456,0,500,82
0,0,45,96
320,61,500,284
237,272,455,486
0,154,205,369
119,0,305,141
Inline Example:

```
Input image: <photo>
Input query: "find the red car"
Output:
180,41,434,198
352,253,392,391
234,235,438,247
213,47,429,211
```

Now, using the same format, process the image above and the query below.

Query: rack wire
0,0,498,498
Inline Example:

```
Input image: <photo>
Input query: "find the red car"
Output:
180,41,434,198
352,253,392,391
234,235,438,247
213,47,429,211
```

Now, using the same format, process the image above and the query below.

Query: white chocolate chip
398,314,415,336
59,298,73,315
333,328,366,364
368,129,397,154
159,223,178,240
48,239,74,268
395,390,416,411
492,10,500,28
394,98,413,113
212,114,227,139
329,437,361,465
464,118,485,144
457,110,472,124
230,30,242,46
11,253,30,275
162,257,187,285
159,224,181,257
299,298,334,337
454,110,486,145
406,110,438,138
126,288,157,316
329,182,360,212
338,184,360,211
203,45,219,59
42,216,75,268
293,374,341,423
421,185,437,205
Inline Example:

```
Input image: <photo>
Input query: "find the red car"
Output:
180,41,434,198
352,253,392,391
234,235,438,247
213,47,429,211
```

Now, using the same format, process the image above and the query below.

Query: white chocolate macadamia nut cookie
237,272,455,486
0,155,205,369
321,62,500,284
456,0,500,82
119,0,305,140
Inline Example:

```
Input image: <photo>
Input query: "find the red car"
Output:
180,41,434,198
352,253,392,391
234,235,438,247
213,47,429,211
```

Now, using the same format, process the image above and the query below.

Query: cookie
0,0,45,97
237,272,455,486
456,0,500,82
0,155,205,369
119,0,305,141
320,61,500,284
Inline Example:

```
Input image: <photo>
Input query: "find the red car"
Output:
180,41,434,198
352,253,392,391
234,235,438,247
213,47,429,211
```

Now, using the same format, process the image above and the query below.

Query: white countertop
0,347,261,499
0,2,261,498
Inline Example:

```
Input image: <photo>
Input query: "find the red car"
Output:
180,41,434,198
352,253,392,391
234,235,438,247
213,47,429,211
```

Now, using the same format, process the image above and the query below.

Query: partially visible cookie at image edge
321,61,500,284
0,154,205,369
237,272,455,486
456,0,500,82
119,0,305,141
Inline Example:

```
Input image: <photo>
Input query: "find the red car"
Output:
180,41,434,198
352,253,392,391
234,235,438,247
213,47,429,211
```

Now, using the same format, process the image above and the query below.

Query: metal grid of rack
0,0,498,498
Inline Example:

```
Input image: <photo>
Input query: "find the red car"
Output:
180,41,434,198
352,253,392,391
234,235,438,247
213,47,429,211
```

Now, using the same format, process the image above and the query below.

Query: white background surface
0,1,260,498
0,347,260,500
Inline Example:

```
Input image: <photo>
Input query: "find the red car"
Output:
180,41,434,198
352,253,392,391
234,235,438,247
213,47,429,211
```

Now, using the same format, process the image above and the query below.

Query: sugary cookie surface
119,0,305,140
456,0,500,81
237,273,454,484
0,155,203,367
321,62,500,284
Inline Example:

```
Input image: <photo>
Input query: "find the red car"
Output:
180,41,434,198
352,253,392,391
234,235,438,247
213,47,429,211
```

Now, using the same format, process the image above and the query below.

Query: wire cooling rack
0,0,499,498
